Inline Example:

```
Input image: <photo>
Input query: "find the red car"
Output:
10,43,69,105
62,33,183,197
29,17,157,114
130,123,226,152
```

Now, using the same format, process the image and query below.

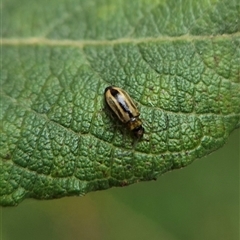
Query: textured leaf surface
1,0,240,206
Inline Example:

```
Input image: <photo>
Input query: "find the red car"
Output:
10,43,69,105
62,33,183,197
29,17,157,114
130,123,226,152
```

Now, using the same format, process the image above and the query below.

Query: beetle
104,86,144,138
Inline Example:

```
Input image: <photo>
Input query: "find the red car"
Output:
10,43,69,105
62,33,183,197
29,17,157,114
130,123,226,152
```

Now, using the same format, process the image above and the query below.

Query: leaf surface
1,0,240,206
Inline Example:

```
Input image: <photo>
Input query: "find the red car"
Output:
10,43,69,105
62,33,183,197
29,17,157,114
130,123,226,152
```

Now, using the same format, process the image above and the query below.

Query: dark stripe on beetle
109,87,119,97
110,89,134,118
107,97,125,122
117,98,134,119
127,98,137,114
116,89,139,118
104,86,113,94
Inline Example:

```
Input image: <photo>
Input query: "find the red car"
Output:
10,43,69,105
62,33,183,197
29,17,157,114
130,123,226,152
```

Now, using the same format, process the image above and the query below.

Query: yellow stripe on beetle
104,86,144,138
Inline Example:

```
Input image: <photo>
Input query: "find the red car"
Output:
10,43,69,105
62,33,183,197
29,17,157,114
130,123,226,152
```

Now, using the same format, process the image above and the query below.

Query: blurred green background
1,129,239,240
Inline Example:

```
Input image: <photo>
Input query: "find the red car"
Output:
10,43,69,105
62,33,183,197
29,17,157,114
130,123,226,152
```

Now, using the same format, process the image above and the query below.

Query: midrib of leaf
2,32,240,124
1,32,240,47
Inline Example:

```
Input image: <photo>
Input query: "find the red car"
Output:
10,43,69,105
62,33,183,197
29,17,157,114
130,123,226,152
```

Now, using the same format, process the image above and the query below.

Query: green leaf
1,0,239,206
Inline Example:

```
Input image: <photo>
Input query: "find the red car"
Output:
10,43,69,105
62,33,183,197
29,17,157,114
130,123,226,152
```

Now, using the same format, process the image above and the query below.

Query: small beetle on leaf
104,86,144,138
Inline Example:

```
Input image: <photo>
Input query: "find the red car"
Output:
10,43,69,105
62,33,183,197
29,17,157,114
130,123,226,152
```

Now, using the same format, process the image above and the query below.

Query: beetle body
104,86,144,138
